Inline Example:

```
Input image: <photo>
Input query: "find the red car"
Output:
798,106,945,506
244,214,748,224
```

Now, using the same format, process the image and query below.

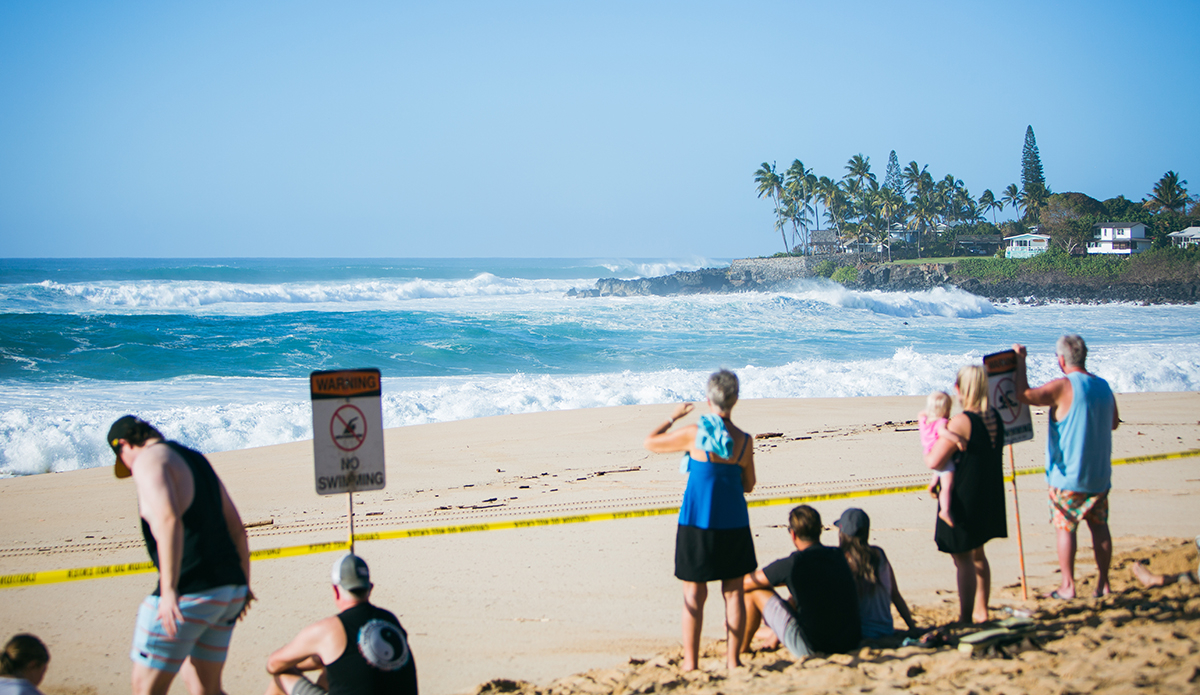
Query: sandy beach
2,392,1198,695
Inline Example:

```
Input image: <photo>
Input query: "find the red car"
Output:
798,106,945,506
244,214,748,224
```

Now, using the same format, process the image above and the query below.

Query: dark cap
331,553,372,592
106,415,143,479
833,508,870,540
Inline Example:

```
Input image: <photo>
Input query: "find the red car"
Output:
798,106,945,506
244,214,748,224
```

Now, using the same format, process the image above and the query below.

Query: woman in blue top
645,370,757,671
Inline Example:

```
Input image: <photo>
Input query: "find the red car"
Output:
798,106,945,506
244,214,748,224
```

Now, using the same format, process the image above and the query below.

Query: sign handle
1008,444,1028,600
348,491,355,554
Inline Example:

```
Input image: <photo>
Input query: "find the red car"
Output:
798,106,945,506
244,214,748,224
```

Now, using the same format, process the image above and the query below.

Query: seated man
741,505,861,657
266,554,417,695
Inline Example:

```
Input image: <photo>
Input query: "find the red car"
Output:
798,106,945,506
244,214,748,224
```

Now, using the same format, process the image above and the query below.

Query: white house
1167,225,1200,248
1087,222,1151,255
1004,233,1051,259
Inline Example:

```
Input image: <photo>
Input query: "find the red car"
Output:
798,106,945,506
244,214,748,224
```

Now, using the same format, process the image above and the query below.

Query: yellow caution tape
3,448,1197,589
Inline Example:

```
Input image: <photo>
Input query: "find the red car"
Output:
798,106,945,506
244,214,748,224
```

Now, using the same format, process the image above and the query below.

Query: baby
920,391,966,527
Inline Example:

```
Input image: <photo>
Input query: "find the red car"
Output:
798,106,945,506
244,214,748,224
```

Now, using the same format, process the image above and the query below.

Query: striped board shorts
1048,487,1108,533
131,584,247,673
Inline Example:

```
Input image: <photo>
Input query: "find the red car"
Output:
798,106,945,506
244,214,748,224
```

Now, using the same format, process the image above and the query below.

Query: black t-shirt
762,544,861,653
328,603,418,695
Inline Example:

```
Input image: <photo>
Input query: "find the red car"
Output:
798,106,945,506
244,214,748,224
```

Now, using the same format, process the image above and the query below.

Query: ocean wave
783,280,999,319
29,275,590,312
4,343,1197,477
596,257,727,279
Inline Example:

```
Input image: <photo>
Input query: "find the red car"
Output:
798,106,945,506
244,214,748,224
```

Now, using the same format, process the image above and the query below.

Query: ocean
2,257,1198,478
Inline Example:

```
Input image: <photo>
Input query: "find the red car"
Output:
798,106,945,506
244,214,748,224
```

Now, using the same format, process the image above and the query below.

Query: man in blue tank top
266,554,418,695
1013,335,1120,599
107,416,252,695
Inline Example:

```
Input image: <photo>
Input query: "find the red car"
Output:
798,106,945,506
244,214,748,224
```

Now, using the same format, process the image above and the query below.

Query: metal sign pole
1008,443,1028,600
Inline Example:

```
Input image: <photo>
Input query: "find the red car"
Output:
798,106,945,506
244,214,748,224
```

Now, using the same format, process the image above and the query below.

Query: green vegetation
753,127,1198,262
951,247,1200,282
830,265,859,284
813,260,836,277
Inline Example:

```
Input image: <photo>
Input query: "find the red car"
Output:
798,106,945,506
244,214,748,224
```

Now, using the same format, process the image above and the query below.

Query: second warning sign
310,368,386,495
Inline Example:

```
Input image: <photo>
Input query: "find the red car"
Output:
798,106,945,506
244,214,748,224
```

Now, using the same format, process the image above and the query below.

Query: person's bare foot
1131,560,1166,588
937,509,954,527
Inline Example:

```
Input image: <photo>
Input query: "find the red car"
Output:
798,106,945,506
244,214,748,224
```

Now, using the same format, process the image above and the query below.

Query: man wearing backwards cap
106,415,252,695
266,554,418,695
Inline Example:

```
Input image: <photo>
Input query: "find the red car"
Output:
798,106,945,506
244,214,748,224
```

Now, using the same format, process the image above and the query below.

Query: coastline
1,392,1198,695
569,258,1200,304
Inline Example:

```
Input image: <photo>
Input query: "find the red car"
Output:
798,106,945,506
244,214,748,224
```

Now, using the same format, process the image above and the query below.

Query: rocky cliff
567,258,1199,304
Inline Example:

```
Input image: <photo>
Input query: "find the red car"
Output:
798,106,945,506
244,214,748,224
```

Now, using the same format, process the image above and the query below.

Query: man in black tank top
267,554,418,695
107,416,252,695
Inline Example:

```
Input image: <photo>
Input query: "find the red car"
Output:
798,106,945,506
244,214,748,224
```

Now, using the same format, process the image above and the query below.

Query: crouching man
266,554,417,695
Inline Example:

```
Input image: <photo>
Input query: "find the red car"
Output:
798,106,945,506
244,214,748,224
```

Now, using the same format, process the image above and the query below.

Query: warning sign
311,369,386,495
983,350,1033,444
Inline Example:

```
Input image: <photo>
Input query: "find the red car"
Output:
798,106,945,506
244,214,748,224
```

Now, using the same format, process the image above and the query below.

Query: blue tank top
678,443,750,530
1046,372,1114,493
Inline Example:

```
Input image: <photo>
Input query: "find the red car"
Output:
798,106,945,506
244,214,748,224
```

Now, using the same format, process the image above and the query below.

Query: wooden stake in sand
1008,444,1028,600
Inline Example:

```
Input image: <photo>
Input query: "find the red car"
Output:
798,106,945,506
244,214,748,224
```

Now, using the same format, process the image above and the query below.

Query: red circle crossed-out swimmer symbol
992,376,1022,425
331,404,367,451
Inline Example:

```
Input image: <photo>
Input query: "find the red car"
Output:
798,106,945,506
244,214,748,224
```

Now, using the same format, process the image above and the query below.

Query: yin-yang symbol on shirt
357,619,410,671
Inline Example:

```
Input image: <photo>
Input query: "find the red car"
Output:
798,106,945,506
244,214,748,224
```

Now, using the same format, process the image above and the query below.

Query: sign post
310,368,386,553
983,349,1033,600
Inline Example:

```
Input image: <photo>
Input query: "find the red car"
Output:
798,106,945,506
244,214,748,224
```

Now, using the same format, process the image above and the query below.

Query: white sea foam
3,343,1197,477
596,257,727,279
783,280,999,319
30,275,592,313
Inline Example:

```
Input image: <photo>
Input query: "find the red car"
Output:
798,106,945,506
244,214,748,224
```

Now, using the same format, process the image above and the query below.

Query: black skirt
674,524,757,582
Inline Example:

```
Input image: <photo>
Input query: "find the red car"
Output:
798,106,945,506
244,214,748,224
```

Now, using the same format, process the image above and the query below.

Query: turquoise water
2,257,1198,476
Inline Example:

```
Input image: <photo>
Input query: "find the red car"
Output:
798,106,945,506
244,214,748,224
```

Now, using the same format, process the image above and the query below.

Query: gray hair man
1013,335,1120,599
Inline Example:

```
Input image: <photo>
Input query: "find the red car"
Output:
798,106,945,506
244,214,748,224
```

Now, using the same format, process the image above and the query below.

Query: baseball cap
833,508,870,540
106,415,143,479
331,553,373,591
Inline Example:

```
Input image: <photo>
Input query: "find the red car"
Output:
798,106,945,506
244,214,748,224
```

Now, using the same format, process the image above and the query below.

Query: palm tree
784,160,815,253
902,161,927,196
845,154,876,190
909,171,938,258
978,189,1000,225
1001,183,1023,220
1145,171,1191,213
754,162,788,254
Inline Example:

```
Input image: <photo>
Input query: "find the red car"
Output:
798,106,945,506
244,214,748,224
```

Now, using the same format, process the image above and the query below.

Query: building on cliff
1004,232,1051,259
1087,222,1151,255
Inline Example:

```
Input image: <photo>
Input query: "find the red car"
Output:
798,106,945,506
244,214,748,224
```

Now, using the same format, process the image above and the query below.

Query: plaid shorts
1048,487,1108,533
131,584,247,673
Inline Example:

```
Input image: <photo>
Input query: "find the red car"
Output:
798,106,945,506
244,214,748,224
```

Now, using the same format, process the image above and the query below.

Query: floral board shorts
1048,487,1108,532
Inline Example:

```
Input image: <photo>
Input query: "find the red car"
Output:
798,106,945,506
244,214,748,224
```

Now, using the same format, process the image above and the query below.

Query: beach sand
1,392,1198,695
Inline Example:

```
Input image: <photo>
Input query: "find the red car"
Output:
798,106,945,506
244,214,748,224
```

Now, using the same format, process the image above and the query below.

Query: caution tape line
4,448,1197,590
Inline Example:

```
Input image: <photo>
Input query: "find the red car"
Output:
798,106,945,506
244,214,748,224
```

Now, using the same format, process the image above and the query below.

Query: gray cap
834,508,870,540
331,553,372,591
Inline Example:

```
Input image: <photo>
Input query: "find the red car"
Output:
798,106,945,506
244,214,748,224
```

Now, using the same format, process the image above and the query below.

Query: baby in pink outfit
919,391,966,527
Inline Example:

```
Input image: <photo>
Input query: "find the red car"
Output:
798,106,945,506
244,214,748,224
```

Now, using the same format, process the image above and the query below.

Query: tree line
754,126,1197,259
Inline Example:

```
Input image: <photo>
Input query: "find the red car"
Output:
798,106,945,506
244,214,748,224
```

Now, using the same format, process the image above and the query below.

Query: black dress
934,410,1007,554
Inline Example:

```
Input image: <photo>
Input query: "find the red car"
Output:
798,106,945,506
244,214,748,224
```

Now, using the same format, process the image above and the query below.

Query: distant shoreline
569,257,1200,304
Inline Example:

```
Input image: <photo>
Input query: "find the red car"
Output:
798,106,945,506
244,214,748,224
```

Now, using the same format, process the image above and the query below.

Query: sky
1,1,1197,259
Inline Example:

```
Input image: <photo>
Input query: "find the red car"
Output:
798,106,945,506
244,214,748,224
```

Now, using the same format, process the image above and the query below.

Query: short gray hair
1056,334,1088,369
706,369,739,413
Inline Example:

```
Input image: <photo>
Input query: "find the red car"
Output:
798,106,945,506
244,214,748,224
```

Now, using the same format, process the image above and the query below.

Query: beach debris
244,518,274,528
756,432,784,439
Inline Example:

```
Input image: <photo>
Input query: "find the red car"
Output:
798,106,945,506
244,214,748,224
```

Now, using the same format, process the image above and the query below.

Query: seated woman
835,508,917,639
0,634,50,695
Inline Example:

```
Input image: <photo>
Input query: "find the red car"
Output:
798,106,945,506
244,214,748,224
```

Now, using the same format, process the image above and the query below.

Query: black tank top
328,603,418,695
140,442,247,595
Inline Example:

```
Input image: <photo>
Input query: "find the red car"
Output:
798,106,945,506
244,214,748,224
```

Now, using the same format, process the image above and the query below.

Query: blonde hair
956,365,988,412
925,391,953,419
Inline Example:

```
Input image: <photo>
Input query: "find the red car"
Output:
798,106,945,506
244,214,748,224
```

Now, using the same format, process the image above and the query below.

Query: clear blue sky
1,1,1196,258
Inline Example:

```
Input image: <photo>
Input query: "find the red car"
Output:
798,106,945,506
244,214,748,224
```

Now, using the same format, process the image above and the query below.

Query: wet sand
1,392,1197,695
